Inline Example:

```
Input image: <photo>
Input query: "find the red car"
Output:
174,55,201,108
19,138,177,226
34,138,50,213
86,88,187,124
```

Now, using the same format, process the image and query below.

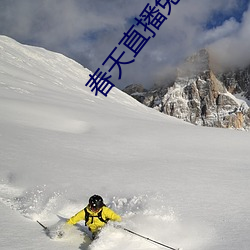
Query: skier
66,194,121,239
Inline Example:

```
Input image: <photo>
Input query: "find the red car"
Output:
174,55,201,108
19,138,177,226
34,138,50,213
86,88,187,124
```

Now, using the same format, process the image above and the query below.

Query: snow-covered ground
0,35,250,250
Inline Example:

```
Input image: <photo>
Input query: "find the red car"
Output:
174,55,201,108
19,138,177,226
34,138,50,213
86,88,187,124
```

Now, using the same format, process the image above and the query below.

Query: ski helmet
89,195,104,210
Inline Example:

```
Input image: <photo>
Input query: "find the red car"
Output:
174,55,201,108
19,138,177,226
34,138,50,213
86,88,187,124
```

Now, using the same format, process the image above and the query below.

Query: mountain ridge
123,49,250,130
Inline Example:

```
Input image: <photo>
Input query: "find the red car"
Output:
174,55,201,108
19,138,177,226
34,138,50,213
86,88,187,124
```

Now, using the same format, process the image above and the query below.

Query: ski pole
37,220,48,231
122,227,180,250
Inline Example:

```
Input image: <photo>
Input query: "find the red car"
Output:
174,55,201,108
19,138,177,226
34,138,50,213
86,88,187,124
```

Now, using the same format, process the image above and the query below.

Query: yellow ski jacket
67,206,121,233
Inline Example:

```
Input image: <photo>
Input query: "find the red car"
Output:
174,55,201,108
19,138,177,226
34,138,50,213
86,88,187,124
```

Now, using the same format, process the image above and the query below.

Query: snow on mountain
0,36,250,250
124,49,250,130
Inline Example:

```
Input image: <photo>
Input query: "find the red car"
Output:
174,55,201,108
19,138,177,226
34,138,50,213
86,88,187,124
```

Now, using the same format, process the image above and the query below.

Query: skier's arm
67,209,85,225
104,207,122,222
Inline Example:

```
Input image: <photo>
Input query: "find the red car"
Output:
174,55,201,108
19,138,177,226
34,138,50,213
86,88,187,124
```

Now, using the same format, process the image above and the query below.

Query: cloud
0,0,249,89
209,3,250,69
200,18,240,45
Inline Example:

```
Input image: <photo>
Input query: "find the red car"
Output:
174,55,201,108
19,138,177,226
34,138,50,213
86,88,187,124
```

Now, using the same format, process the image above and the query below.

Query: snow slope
0,35,250,250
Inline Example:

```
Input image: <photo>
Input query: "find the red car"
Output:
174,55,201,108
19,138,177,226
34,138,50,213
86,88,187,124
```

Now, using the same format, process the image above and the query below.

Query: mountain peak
177,48,211,78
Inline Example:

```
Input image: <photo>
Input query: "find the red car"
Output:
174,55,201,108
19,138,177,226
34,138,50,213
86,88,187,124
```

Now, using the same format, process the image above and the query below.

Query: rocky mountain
123,49,250,130
217,66,250,100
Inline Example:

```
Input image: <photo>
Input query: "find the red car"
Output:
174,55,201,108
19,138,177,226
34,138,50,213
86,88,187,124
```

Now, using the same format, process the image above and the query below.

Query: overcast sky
0,0,249,89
